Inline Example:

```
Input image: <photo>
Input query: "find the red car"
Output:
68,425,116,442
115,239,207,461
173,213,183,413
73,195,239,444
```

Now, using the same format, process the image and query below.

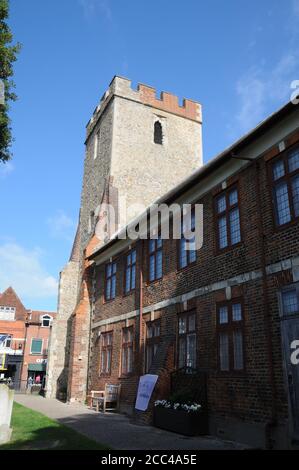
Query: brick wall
88,127,299,447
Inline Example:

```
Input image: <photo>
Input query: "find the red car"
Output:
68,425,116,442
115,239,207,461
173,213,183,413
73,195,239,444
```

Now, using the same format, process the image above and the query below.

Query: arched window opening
154,121,163,145
41,315,52,327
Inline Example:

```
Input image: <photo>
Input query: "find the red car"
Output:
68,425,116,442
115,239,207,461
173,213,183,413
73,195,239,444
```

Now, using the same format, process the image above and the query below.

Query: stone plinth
0,384,14,444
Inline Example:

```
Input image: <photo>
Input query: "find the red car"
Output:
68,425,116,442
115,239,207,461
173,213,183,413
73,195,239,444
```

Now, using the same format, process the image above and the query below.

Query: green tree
0,0,20,163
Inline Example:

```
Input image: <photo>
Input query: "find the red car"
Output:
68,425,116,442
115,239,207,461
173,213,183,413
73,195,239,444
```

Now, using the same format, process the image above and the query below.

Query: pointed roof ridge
0,286,27,309
0,286,28,320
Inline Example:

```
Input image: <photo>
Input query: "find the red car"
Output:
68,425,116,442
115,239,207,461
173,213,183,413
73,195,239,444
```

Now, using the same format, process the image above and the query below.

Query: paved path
15,394,246,450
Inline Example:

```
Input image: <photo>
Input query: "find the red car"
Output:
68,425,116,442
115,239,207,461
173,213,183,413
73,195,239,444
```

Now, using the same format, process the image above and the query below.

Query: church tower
46,76,202,401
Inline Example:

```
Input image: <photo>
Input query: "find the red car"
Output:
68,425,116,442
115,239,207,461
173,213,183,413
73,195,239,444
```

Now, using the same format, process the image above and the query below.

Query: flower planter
153,407,208,436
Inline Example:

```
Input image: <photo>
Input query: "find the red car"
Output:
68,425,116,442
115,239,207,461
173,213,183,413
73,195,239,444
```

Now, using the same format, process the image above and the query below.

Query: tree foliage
0,0,21,163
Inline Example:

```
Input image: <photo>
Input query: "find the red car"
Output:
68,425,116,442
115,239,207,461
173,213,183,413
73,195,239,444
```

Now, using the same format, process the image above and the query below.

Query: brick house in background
0,286,56,388
0,287,27,385
86,100,299,449
22,310,56,386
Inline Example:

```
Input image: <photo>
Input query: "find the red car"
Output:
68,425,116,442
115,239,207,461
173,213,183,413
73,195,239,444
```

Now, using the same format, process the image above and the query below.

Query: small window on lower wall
100,332,113,375
177,312,197,369
121,327,134,375
145,320,160,372
217,301,244,372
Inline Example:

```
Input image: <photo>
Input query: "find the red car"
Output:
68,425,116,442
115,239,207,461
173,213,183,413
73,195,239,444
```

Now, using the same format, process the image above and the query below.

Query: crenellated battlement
86,76,202,138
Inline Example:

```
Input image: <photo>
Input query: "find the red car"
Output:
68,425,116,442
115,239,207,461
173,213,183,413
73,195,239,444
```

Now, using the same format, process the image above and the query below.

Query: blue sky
0,0,298,311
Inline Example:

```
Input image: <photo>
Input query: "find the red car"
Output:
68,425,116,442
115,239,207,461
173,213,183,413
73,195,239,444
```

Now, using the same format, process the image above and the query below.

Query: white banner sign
135,374,158,411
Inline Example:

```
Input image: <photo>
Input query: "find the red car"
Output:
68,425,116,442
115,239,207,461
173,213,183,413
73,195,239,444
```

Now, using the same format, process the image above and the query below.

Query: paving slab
14,394,247,450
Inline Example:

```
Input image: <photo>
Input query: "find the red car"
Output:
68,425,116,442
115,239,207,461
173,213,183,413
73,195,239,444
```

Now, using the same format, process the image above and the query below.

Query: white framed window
0,334,12,348
41,315,52,327
0,306,16,321
30,338,43,355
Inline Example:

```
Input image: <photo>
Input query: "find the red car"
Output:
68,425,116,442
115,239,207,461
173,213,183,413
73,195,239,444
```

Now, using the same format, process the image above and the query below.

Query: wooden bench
88,384,121,413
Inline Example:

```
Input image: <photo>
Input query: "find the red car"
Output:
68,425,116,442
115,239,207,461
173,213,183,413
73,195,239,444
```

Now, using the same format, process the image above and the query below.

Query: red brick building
72,100,299,449
0,287,56,389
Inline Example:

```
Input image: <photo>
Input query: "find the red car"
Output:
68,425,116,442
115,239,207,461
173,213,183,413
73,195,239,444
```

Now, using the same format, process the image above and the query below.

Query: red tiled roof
27,310,57,324
0,287,28,321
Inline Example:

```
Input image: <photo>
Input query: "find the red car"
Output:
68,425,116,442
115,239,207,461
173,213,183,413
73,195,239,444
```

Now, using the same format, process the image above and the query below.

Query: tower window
154,121,163,145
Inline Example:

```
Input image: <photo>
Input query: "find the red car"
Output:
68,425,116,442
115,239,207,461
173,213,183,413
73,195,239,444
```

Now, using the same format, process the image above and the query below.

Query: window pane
106,278,111,300
288,148,299,172
147,324,153,338
106,263,112,277
157,237,163,249
188,314,196,332
31,339,42,354
282,290,299,314
217,195,226,213
101,349,106,372
233,331,243,370
179,317,186,334
292,175,299,218
229,208,241,244
219,306,228,324
232,303,242,321
179,238,188,268
112,263,117,274
272,159,285,180
218,216,228,249
132,249,136,264
131,265,136,289
178,337,186,368
229,189,238,206
111,276,116,299
125,267,131,293
149,254,155,281
219,333,229,371
275,182,291,225
153,322,160,337
126,253,131,266
149,239,155,254
186,333,196,368
127,328,133,342
106,349,111,373
156,250,163,278
122,348,127,374
127,346,133,373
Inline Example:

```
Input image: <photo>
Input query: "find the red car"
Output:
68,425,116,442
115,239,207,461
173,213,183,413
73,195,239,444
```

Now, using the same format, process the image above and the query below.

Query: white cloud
0,162,14,179
78,0,112,21
0,242,58,300
233,51,299,134
46,210,75,242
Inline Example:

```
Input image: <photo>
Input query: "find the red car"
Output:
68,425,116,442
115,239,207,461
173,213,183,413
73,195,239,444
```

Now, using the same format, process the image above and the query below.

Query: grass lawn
0,402,109,450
